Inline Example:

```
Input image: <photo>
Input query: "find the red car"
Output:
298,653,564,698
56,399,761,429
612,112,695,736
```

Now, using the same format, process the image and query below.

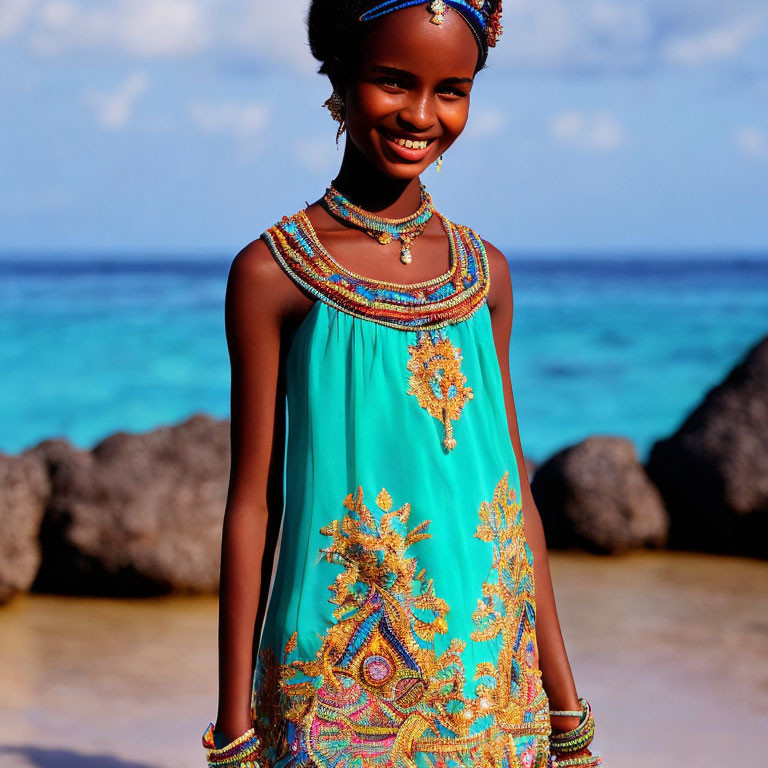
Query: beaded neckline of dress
261,208,490,331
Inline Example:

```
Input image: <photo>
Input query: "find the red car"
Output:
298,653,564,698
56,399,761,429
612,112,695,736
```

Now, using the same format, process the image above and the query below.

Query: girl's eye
438,86,467,98
378,77,405,89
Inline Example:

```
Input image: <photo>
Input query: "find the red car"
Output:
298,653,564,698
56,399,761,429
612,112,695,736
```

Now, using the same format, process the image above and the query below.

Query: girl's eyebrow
370,64,473,85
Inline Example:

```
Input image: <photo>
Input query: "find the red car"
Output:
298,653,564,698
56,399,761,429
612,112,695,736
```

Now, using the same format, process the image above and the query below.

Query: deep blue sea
2,255,767,463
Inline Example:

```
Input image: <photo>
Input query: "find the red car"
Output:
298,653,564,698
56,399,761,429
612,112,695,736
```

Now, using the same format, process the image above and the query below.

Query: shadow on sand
1,746,160,768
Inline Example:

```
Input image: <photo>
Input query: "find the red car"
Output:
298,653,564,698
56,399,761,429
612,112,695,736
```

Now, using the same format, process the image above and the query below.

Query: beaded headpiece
359,1,503,66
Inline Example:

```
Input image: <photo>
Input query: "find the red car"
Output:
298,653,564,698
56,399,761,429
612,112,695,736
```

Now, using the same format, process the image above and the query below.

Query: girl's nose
397,92,436,131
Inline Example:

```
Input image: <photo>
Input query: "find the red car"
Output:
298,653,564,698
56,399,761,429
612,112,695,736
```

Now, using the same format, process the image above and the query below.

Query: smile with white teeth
382,129,432,150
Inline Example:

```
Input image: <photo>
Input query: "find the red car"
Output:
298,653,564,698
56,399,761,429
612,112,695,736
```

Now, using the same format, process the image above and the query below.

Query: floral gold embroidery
471,472,546,739
406,328,473,452
250,471,550,768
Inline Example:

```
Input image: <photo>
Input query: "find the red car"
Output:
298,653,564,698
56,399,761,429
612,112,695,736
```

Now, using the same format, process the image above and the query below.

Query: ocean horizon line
1,249,767,267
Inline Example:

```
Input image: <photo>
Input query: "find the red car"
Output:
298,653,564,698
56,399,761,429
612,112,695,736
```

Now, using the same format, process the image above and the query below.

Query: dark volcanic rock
28,413,230,596
531,436,669,554
0,452,50,604
647,334,768,558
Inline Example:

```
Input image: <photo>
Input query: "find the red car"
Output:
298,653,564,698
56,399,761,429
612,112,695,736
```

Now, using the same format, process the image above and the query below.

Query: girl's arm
484,241,593,747
213,240,291,745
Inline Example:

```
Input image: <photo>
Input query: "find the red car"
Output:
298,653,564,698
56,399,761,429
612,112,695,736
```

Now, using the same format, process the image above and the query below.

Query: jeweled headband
359,0,503,67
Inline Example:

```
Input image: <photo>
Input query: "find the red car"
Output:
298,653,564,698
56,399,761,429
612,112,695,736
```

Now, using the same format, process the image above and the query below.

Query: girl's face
343,6,479,180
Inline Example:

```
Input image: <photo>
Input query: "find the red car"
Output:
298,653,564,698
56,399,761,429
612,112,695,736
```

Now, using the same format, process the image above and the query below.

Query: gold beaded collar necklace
321,182,434,265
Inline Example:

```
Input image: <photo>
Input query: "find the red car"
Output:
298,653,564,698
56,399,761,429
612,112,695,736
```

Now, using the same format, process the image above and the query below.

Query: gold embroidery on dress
249,471,551,768
406,328,473,452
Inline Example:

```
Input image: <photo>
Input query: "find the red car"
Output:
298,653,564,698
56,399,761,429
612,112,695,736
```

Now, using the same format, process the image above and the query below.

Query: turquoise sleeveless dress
251,207,552,768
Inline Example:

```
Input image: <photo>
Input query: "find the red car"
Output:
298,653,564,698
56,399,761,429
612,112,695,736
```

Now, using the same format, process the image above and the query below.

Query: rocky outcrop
531,436,669,554
0,453,50,604
647,334,768,558
27,413,230,596
1,326,764,606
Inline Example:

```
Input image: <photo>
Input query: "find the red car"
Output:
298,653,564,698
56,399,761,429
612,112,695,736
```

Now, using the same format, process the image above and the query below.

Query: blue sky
1,0,767,254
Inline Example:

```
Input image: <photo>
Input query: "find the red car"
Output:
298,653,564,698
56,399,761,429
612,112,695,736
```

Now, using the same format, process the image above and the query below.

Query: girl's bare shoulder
226,231,316,335
479,237,513,316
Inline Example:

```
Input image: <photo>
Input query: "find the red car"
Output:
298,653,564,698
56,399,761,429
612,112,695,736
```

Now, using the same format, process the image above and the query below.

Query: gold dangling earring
436,154,444,172
322,90,346,148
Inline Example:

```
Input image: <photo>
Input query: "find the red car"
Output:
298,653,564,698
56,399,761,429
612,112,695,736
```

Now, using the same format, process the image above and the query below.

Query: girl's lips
378,128,436,163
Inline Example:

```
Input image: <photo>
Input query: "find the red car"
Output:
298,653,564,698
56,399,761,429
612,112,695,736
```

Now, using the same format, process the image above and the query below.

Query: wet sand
0,551,765,767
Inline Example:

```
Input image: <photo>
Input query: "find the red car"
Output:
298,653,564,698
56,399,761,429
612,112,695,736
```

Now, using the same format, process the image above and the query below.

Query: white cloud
464,107,507,139
32,0,208,57
83,71,148,128
19,0,314,71
0,0,36,39
220,1,315,73
497,0,653,73
121,0,207,57
549,110,625,151
3,0,766,77
734,126,768,161
188,99,271,160
664,18,762,66
494,0,766,74
187,100,270,164
188,100,269,138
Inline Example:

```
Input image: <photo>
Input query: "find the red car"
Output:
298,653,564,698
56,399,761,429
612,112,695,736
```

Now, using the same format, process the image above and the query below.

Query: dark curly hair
306,0,503,83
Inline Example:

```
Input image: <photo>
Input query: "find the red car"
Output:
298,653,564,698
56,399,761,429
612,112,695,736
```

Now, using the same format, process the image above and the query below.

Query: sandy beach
0,550,765,767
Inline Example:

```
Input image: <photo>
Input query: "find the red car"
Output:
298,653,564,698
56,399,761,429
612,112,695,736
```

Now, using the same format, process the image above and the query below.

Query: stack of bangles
547,697,603,767
202,722,262,767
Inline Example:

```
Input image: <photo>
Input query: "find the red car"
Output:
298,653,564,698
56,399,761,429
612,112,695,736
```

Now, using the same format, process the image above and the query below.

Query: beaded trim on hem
284,731,552,768
261,208,490,331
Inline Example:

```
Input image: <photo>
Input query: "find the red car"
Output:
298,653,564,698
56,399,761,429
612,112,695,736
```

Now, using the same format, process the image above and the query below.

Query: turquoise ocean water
2,255,767,463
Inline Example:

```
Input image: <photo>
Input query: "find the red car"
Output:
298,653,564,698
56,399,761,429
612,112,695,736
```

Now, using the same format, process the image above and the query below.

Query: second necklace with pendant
321,181,434,265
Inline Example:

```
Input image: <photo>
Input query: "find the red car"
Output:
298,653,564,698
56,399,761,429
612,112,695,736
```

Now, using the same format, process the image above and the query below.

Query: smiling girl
202,2,602,767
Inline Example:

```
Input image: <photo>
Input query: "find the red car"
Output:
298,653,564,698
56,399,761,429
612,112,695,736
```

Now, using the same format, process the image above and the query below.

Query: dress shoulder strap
260,208,489,331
